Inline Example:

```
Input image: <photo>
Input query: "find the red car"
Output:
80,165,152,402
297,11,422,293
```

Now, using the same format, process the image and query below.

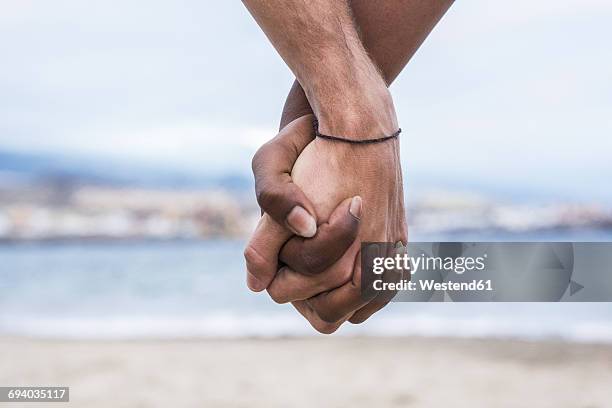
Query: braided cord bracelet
313,118,401,144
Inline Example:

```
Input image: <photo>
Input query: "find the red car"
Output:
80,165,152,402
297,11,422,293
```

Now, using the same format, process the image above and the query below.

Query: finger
292,301,348,334
349,267,401,324
279,196,361,276
252,115,318,237
306,252,378,323
268,240,360,303
349,297,392,324
350,240,407,324
243,214,292,292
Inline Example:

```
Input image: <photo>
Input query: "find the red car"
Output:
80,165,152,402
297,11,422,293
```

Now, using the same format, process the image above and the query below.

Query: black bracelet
313,118,401,144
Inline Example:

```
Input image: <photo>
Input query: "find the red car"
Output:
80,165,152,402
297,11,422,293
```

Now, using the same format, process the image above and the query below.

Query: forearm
280,0,455,129
243,0,396,138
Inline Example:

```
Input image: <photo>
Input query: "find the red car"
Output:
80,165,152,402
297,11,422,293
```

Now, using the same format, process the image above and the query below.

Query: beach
1,336,611,407
2,242,612,407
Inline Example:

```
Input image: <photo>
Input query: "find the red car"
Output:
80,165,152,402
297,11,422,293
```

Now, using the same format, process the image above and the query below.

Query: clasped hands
239,0,422,334
244,109,407,333
240,0,454,332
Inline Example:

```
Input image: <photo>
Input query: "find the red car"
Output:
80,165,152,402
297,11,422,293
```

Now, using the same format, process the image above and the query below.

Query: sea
1,232,612,342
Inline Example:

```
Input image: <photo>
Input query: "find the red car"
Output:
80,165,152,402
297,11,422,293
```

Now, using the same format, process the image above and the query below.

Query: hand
242,0,452,333
245,114,407,333
244,116,362,294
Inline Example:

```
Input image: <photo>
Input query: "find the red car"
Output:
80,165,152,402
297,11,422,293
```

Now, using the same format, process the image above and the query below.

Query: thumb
279,196,362,276
252,115,318,237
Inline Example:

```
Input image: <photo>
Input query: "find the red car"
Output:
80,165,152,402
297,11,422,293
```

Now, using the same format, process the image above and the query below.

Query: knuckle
255,187,279,211
312,321,341,335
267,287,289,304
251,143,271,172
348,314,368,325
312,304,343,324
251,151,260,174
243,245,268,272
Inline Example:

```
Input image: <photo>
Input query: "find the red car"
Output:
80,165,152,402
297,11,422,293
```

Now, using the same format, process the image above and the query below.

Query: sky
1,0,611,201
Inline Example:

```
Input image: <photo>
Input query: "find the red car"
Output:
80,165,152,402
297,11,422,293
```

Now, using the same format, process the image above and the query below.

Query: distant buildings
0,184,611,241
408,190,612,235
0,186,252,241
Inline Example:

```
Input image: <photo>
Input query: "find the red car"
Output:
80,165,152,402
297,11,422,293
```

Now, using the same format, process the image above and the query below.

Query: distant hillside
0,150,252,191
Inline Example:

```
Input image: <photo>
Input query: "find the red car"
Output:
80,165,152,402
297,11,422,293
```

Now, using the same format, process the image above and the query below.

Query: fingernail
349,196,362,220
247,271,265,292
286,206,317,238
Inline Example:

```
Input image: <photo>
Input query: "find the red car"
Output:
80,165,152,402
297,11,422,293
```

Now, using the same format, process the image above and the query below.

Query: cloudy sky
1,1,611,201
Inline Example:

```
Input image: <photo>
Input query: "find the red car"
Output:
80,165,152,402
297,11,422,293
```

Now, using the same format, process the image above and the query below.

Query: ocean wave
2,312,612,343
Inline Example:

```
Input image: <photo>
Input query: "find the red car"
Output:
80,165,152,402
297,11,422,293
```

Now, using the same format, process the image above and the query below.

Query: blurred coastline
3,155,610,406
1,150,612,343
1,173,611,242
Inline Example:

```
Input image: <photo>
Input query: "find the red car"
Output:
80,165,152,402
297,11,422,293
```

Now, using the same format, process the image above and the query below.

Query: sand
1,336,611,407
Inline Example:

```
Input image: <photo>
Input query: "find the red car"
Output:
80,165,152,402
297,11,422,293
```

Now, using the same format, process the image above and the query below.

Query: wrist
312,130,402,177
290,26,398,141
310,80,399,141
